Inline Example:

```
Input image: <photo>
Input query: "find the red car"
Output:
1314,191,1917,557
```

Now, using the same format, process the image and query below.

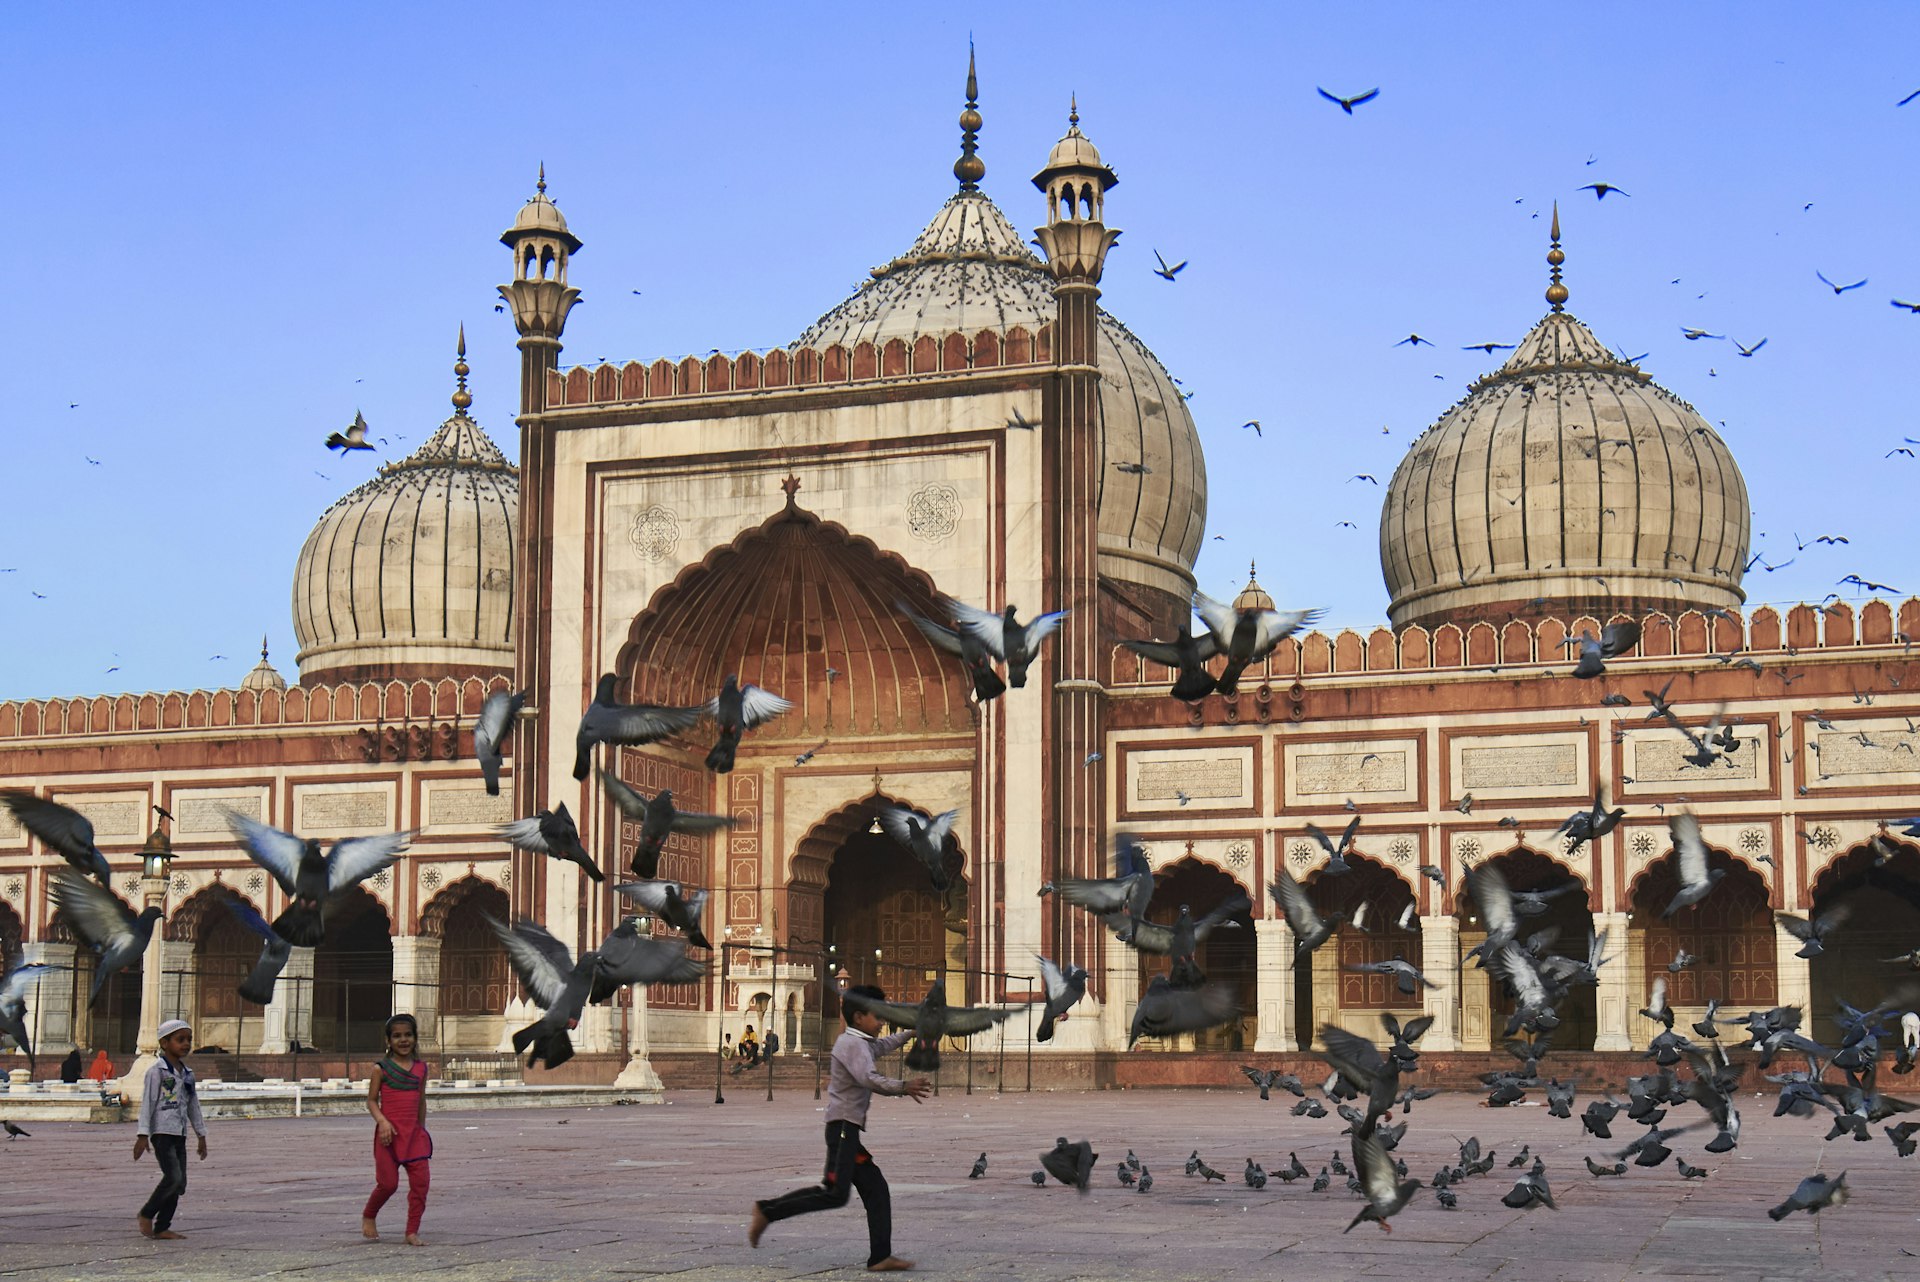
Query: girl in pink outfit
362,1014,432,1245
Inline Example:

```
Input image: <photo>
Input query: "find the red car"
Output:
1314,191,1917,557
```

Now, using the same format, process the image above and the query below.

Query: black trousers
757,1120,892,1267
138,1134,189,1230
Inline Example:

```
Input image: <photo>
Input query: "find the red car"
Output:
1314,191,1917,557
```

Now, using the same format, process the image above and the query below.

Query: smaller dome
239,638,286,693
1233,564,1274,612
1032,101,1118,190
500,168,581,251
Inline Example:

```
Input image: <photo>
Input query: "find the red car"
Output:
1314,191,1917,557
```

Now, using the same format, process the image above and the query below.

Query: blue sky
2,4,1917,698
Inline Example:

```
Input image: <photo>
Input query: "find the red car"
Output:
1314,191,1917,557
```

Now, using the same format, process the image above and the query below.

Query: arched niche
1136,856,1255,1052
1808,837,1920,1040
1628,846,1776,1010
1458,847,1596,1050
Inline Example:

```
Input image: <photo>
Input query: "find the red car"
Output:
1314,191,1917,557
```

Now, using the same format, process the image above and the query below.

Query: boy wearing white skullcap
134,1018,207,1239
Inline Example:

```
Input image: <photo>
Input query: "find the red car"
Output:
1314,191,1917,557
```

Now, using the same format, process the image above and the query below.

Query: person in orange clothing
362,1014,432,1245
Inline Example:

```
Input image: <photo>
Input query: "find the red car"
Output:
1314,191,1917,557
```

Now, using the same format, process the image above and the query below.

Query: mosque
3,58,1918,1085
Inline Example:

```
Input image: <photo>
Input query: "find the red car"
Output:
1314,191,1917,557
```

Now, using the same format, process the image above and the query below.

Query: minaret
1031,101,1120,979
498,173,579,917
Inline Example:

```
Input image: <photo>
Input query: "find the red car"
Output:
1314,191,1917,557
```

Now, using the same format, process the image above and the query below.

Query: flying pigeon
1661,813,1725,918
1042,833,1154,934
1033,953,1088,1042
325,410,376,453
840,978,1014,1072
1344,958,1437,996
613,879,713,951
875,804,961,893
1269,863,1344,963
472,688,525,796
1192,590,1324,695
486,916,598,1070
1128,975,1242,1048
226,812,413,948
945,599,1069,689
1555,789,1625,854
1567,621,1641,678
497,802,603,882
601,770,735,880
0,959,56,1073
1307,814,1362,875
1,791,111,883
1767,1172,1848,1219
1346,1132,1421,1233
572,672,705,781
224,896,292,1006
898,600,1007,702
1040,1137,1097,1192
1120,624,1223,703
704,674,791,774
47,869,162,1007
1776,906,1848,959
588,917,705,1003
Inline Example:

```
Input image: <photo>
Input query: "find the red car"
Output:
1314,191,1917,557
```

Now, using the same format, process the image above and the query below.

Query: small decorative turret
497,164,582,414
1031,97,1121,285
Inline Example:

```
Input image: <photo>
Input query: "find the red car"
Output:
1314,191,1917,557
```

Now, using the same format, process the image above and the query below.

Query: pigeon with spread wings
703,674,792,774
472,688,525,796
945,599,1068,689
0,958,57,1073
2,791,112,884
47,868,163,1007
1346,1131,1421,1233
1192,590,1324,695
497,802,603,883
840,978,1014,1071
486,916,598,1070
1119,624,1221,703
602,770,735,880
897,599,1006,703
225,812,412,948
589,917,705,1004
1042,832,1154,935
876,803,961,894
614,878,713,952
1662,812,1725,918
1269,862,1345,963
1033,953,1088,1042
573,672,705,781
1128,975,1242,1048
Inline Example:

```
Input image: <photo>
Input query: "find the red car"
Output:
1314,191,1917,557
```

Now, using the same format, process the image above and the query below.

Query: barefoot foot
405,1233,424,1247
748,1204,768,1248
137,1216,154,1239
867,1259,914,1273
362,1217,380,1240
153,1230,185,1240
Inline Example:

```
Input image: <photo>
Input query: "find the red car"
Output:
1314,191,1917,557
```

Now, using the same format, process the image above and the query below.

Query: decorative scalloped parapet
0,674,511,741
1108,598,1920,691
544,325,1052,408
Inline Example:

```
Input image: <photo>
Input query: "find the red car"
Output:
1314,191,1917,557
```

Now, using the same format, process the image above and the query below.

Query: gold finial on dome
452,324,473,412
536,162,547,196
1069,93,1079,128
1546,201,1568,312
954,41,985,191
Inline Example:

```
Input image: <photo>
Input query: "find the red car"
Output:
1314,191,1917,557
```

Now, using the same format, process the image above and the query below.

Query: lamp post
119,819,174,1105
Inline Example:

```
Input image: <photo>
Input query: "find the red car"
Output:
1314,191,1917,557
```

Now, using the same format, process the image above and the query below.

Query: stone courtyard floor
2,1084,1918,1281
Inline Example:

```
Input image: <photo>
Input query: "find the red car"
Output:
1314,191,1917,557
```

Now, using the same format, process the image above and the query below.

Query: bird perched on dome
226,813,413,948
497,802,603,883
945,599,1068,689
704,674,791,774
602,771,735,880
1192,590,1324,696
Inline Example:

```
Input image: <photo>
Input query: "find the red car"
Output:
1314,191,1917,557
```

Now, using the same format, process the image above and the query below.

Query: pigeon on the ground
1197,1160,1226,1182
1033,953,1088,1042
601,771,735,880
1662,813,1726,918
899,600,1008,702
1124,1149,1141,1171
969,1152,988,1179
1546,1078,1578,1118
946,599,1069,689
587,917,704,1002
1192,589,1324,695
2,1120,29,1139
1117,1163,1135,1186
1501,1168,1557,1209
498,803,603,882
1567,622,1641,678
0,959,56,1073
1040,1137,1097,1192
1347,1132,1420,1233
1,791,112,883
1312,1167,1332,1192
225,813,412,947
471,688,525,796
486,915,599,1069
1185,1150,1201,1176
1245,1159,1268,1189
1767,1172,1848,1219
1121,624,1223,703
1136,1165,1153,1193
572,673,706,780
1676,1158,1709,1179
613,879,713,951
1435,1186,1458,1209
47,868,163,1006
1030,1170,1047,1186
224,896,292,1006
876,804,961,894
840,979,1014,1072
1507,1145,1533,1168
1128,975,1242,1047
1585,1156,1627,1176
704,674,792,774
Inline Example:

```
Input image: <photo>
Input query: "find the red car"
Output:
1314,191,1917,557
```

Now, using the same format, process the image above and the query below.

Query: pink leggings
363,1144,429,1235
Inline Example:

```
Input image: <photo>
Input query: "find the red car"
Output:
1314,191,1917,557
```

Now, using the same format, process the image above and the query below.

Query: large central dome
1380,232,1750,629
793,188,1207,607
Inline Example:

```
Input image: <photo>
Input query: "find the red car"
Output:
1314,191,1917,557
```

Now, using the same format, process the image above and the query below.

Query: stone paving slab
1,1087,1918,1280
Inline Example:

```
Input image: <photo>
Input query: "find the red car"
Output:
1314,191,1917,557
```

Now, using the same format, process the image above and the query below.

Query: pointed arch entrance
1809,838,1920,1040
1135,857,1255,1051
789,795,970,1031
312,887,392,1054
423,876,511,1050
1458,848,1596,1050
1631,845,1775,1011
1297,853,1421,1046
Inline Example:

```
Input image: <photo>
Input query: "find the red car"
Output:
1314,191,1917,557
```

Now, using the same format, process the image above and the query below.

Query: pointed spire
954,41,985,191
1546,201,1568,312
536,162,547,196
1069,93,1079,128
260,634,269,662
452,324,473,412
